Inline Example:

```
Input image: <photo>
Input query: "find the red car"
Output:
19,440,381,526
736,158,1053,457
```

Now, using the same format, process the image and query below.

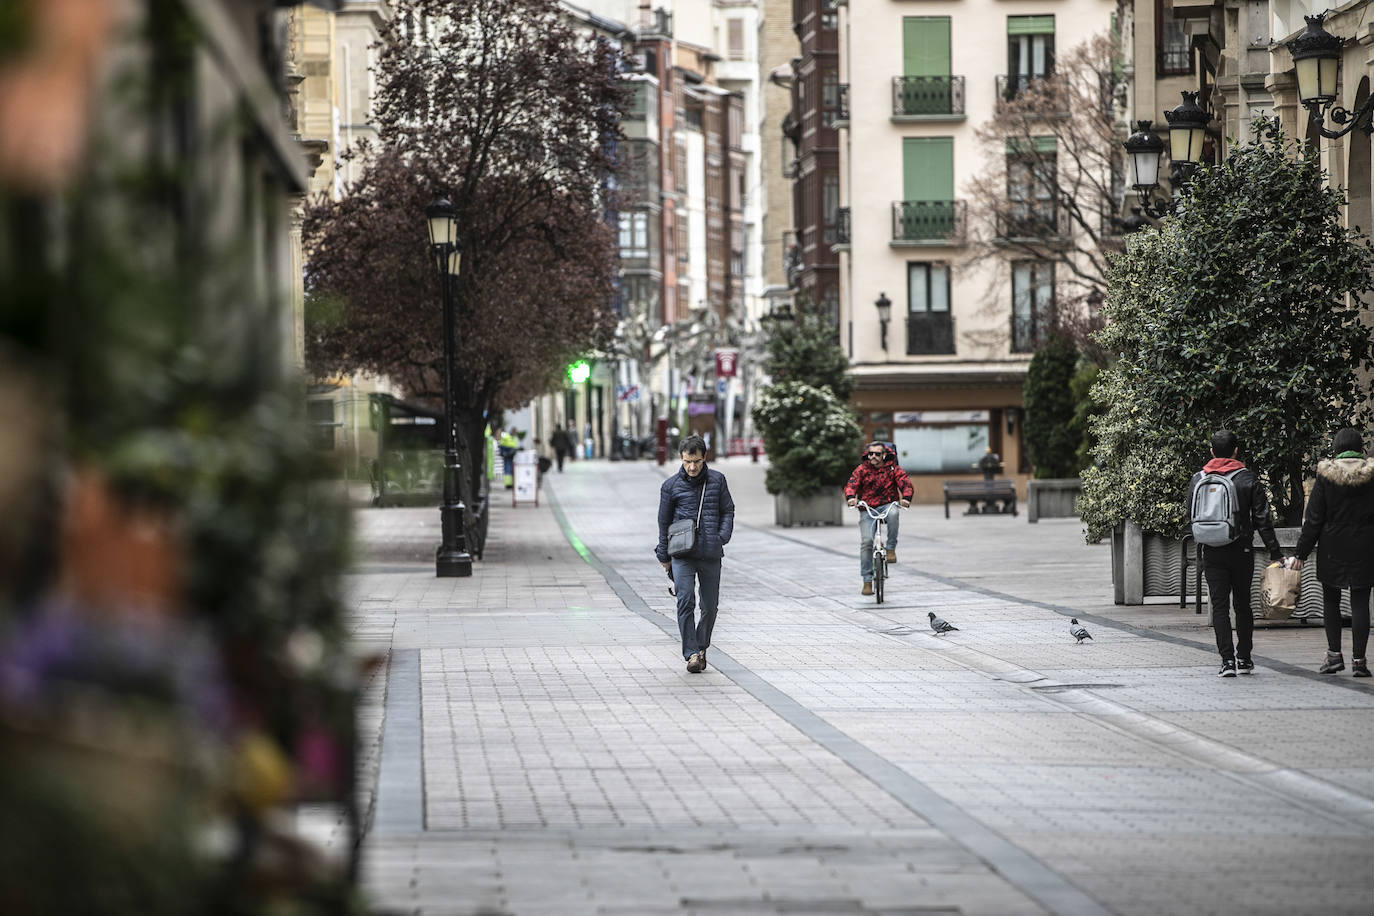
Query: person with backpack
1291,428,1374,677
1186,429,1282,677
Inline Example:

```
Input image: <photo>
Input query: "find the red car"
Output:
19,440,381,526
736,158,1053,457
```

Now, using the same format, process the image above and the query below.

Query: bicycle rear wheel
873,553,885,603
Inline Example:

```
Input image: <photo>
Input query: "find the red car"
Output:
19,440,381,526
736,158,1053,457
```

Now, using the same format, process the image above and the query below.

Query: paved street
345,457,1374,916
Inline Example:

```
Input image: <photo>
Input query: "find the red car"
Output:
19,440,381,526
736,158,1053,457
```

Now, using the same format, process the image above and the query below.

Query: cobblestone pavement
348,459,1374,916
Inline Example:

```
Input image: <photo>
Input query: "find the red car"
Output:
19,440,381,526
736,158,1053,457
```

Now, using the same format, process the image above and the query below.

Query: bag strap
694,477,706,528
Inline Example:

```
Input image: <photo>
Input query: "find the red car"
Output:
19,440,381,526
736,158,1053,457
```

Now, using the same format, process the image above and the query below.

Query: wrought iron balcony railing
907,312,955,355
892,76,965,117
835,83,849,123
891,200,965,243
996,207,1068,241
834,207,850,245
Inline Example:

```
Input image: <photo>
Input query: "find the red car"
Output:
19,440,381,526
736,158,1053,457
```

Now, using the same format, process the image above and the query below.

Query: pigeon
1070,618,1093,644
928,612,958,635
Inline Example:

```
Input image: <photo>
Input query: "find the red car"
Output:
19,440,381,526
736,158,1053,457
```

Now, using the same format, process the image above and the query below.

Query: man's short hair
1211,429,1239,458
679,434,707,456
1333,427,1364,455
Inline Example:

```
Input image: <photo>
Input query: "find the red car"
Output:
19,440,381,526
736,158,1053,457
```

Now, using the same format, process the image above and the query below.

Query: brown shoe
686,652,704,673
861,581,873,596
885,549,897,563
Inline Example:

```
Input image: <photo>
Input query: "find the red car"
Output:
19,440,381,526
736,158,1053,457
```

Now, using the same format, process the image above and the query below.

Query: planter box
774,491,844,527
1111,522,1344,620
1027,478,1081,522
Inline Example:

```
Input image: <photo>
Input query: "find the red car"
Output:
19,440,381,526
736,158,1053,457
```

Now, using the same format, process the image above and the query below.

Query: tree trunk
1285,457,1304,526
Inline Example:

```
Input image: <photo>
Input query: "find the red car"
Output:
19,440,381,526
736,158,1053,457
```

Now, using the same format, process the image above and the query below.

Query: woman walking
1293,428,1374,676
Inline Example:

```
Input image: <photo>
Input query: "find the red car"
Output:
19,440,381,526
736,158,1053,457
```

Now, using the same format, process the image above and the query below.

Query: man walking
655,435,735,673
1187,429,1282,677
844,441,913,595
550,422,573,472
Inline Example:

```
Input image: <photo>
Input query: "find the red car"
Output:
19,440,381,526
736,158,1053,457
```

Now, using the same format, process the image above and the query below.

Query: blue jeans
671,557,721,659
858,503,900,582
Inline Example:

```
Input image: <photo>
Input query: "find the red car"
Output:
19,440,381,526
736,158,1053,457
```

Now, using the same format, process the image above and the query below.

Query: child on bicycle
844,441,913,595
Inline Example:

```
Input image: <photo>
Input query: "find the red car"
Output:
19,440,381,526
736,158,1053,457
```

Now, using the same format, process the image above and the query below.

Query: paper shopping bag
1260,562,1301,620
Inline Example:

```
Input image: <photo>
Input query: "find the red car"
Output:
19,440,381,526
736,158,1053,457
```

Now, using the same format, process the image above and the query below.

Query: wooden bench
943,480,1018,518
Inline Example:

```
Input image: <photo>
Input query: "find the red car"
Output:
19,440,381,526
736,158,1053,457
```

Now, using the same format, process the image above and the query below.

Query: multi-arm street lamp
425,194,473,578
1123,91,1212,221
1287,13,1374,138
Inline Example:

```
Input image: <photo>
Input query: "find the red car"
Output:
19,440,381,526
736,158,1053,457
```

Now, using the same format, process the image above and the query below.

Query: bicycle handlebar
855,500,899,519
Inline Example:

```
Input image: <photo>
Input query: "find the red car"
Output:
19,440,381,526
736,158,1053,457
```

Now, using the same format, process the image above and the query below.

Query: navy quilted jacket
655,465,735,563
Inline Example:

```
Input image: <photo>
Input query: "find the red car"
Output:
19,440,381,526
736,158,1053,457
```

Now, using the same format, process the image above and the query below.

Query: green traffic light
568,360,591,384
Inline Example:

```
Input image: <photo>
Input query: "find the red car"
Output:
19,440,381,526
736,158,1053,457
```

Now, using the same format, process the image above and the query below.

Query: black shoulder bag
666,482,706,558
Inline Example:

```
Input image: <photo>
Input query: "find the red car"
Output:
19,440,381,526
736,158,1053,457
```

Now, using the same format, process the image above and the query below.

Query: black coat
1296,457,1374,587
655,465,735,563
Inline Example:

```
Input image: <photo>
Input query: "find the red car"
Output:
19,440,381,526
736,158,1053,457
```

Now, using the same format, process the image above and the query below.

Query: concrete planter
1027,478,1082,522
774,491,844,527
1111,522,1343,620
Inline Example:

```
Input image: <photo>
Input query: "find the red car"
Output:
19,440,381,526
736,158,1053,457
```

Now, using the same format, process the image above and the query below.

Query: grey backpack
1191,470,1241,546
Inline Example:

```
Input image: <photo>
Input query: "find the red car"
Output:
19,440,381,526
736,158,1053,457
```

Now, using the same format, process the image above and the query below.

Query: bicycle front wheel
873,553,886,603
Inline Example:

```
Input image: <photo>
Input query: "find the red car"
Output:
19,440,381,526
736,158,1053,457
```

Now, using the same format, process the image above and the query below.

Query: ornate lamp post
425,194,473,578
874,292,892,351
1287,13,1373,138
1123,92,1211,222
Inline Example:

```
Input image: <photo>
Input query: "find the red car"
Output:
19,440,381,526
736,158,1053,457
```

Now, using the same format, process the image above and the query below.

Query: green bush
1022,335,1081,478
752,381,863,498
752,302,863,498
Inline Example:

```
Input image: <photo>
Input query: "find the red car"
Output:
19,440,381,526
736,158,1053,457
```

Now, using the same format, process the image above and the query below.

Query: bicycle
857,500,898,603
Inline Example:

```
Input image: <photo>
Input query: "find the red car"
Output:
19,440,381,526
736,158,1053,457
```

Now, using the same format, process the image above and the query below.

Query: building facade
825,0,1116,502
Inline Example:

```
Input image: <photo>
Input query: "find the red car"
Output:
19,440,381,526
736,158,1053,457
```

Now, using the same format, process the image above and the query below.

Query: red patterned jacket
843,446,913,507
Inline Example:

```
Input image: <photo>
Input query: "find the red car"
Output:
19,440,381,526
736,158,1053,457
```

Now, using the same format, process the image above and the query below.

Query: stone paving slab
349,457,1374,915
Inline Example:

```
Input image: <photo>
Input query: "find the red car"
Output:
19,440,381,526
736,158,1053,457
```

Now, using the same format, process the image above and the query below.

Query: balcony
833,207,850,247
996,74,1066,113
907,312,955,355
996,207,1069,242
891,76,965,118
891,200,965,245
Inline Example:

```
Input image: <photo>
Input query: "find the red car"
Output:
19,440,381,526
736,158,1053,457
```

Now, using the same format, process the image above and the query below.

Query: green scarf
1336,450,1364,459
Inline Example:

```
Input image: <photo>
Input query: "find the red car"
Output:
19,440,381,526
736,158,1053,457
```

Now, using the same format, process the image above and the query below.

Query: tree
964,32,1124,349
751,301,862,498
304,0,622,512
1077,126,1374,541
1022,334,1081,478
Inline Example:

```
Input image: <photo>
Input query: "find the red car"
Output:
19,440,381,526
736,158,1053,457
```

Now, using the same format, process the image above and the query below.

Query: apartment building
819,0,1115,501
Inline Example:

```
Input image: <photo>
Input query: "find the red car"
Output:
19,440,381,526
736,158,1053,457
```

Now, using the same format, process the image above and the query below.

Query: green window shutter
1005,136,1057,155
1007,15,1054,36
903,17,951,77
903,137,954,201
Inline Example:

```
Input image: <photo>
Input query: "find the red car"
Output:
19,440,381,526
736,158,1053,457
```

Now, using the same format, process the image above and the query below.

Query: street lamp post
426,194,473,578
874,292,892,351
1123,92,1212,222
1286,13,1373,138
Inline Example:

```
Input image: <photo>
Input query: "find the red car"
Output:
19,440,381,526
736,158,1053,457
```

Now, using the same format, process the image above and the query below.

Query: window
1006,138,1057,236
1157,0,1192,76
894,424,989,473
822,174,839,243
1007,15,1055,95
307,399,336,451
907,263,954,354
821,71,839,127
1012,261,1054,353
619,211,649,258
822,0,838,30
727,18,745,61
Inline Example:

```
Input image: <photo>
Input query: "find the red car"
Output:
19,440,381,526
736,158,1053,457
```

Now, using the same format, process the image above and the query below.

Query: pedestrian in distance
550,422,573,473
845,441,913,596
655,434,735,674
1186,429,1282,677
498,426,520,489
1292,428,1374,677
